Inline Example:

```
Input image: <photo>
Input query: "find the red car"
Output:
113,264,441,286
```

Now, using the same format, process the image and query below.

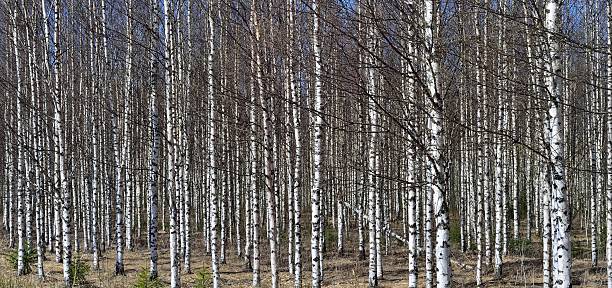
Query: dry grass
0,228,608,287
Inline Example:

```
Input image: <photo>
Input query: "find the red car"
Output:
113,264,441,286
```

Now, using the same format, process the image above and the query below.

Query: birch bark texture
544,1,571,287
423,0,451,286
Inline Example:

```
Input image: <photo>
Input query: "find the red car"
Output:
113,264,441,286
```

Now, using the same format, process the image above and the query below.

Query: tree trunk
544,1,571,286
424,0,451,286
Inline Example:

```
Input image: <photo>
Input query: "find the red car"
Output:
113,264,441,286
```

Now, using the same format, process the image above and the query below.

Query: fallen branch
451,259,474,270
342,201,407,245
342,202,474,271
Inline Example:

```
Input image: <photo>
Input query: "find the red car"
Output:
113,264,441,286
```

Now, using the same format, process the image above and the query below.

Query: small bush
325,228,337,247
449,222,461,244
193,268,213,288
469,242,477,252
507,238,536,257
5,243,36,275
572,240,590,260
132,268,164,288
69,256,90,286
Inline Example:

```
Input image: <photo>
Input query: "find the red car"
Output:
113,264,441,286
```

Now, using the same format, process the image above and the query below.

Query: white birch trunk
402,2,417,285
375,146,383,280
148,0,159,278
494,99,504,279
541,130,552,287
337,199,344,255
249,7,260,286
425,146,434,288
591,107,599,268
207,4,219,285
162,0,179,285
183,0,193,273
472,6,486,287
52,0,72,283
234,103,242,259
12,0,26,276
23,0,35,253
544,1,571,286
30,31,44,276
606,1,612,286
424,0,451,286
495,12,506,268
310,0,323,287
473,9,486,279
285,85,295,273
86,0,99,271
365,7,379,287
481,3,492,265
123,0,134,253
288,0,302,281
512,143,519,240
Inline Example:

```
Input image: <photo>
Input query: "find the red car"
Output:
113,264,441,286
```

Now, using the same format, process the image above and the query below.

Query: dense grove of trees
1,0,612,287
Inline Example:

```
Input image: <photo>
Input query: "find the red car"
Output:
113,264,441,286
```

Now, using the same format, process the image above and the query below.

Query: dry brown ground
0,228,607,287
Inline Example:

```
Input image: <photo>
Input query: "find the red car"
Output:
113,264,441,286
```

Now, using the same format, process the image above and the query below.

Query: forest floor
0,227,608,287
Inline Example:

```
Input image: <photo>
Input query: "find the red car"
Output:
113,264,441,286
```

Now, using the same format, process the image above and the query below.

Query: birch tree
365,1,379,285
544,0,571,286
424,0,451,286
207,0,220,286
148,0,160,279
11,0,25,276
311,0,323,286
162,0,180,285
606,1,612,287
